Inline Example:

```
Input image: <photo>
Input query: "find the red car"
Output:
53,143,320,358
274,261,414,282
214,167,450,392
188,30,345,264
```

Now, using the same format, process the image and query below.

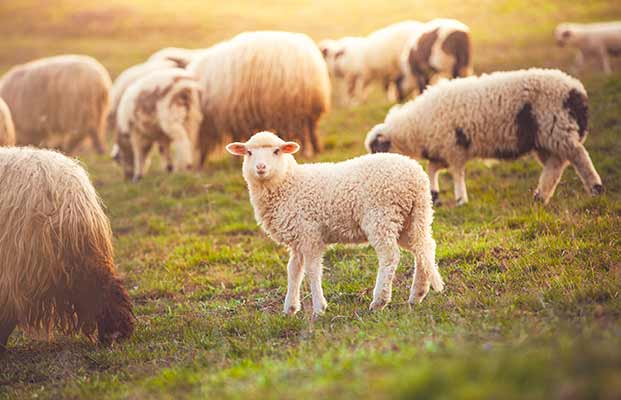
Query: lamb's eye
273,148,280,155
247,150,252,156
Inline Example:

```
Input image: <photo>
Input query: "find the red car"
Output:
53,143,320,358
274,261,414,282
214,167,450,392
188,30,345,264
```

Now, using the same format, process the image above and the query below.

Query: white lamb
366,69,604,206
555,22,621,74
226,131,444,316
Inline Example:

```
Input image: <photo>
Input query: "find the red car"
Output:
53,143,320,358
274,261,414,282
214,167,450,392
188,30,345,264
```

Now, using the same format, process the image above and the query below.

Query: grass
1,0,621,399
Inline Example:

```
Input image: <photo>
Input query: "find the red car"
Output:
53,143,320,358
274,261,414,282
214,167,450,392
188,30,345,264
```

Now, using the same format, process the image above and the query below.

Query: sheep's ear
226,142,247,156
280,142,300,154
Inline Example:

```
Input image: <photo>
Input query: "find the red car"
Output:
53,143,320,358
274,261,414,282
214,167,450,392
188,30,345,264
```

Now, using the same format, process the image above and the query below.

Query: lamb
0,147,134,350
147,47,206,68
188,31,331,160
397,18,473,101
226,131,444,316
555,22,621,74
366,69,604,206
0,98,15,146
0,55,111,154
115,68,203,181
331,21,423,102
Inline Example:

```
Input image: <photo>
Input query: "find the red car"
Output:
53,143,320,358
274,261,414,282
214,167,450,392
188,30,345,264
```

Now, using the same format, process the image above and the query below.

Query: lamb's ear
226,142,247,156
280,142,300,154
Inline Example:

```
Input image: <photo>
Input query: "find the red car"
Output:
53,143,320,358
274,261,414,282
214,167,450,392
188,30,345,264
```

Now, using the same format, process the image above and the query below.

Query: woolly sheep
0,55,111,154
397,18,473,101
188,31,331,159
331,21,423,103
226,131,444,316
366,69,604,206
0,147,134,350
147,47,206,68
0,98,15,146
115,68,203,181
555,22,621,74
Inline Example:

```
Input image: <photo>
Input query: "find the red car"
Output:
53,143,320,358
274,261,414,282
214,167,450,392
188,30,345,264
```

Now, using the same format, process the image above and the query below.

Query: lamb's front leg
283,250,304,315
450,164,468,206
304,248,328,316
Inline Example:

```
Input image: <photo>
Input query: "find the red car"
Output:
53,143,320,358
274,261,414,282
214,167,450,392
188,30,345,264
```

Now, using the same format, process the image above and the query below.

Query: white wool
230,131,444,316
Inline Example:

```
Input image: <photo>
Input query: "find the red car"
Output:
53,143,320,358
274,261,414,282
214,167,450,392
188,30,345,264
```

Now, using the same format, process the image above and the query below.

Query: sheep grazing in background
366,69,603,206
0,147,134,350
555,22,621,74
227,131,444,316
397,18,473,101
330,20,423,103
115,68,203,181
189,31,331,159
0,55,111,154
146,47,206,68
0,98,15,146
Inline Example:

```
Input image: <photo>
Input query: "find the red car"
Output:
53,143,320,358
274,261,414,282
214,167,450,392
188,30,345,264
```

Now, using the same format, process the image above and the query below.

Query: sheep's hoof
455,197,467,207
312,300,328,317
284,303,300,316
592,184,605,196
166,165,173,173
431,191,442,207
369,298,389,311
533,190,544,203
132,175,142,183
408,289,429,305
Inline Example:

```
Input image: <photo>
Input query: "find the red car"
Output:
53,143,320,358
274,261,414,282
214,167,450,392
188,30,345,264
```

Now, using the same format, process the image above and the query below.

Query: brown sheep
0,55,111,154
0,98,15,146
0,147,134,350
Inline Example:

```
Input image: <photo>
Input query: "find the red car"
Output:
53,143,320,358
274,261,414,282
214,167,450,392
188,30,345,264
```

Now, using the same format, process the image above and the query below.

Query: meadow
1,0,621,398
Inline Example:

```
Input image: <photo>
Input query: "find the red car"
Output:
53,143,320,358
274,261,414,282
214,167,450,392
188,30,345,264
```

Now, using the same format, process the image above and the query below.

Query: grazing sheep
366,68,603,206
188,32,331,160
115,68,203,181
0,147,134,350
555,22,621,74
0,55,111,154
147,47,206,68
397,18,474,101
226,131,444,316
0,98,15,146
331,21,423,103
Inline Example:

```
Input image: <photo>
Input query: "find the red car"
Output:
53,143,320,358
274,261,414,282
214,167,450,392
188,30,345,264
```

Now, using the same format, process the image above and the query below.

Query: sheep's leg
0,319,16,352
598,47,612,74
307,118,321,156
346,75,359,103
449,165,468,205
534,154,569,204
408,234,442,305
368,236,400,311
428,161,444,206
131,135,153,182
303,248,327,316
62,132,86,155
566,142,604,195
159,142,173,172
573,50,585,74
283,250,304,315
89,127,106,155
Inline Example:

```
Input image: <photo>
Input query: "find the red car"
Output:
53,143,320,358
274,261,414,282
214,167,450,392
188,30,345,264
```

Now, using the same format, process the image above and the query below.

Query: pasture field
1,0,621,399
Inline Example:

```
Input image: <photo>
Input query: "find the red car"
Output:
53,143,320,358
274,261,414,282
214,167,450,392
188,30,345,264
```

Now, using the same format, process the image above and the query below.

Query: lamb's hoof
533,190,544,203
455,197,467,207
408,288,429,305
284,304,300,316
591,184,605,196
166,165,173,173
132,175,142,183
312,299,328,318
431,191,442,207
369,298,389,311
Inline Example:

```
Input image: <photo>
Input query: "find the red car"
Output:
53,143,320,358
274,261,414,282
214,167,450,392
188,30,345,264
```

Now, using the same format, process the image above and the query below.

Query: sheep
555,22,621,74
147,47,206,68
0,147,134,350
188,31,331,160
115,68,203,181
331,21,423,103
397,18,474,101
226,131,444,316
365,68,604,206
0,98,15,146
0,55,111,154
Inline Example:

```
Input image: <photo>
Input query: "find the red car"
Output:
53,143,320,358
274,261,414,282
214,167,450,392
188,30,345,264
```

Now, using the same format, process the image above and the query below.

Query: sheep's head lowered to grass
226,131,300,184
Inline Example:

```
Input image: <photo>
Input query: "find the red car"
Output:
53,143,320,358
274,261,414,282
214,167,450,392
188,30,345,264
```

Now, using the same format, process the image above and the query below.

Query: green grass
1,1,621,399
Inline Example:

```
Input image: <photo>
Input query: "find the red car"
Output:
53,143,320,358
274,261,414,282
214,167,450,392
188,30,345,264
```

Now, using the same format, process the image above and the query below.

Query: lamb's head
365,123,392,154
226,131,300,184
555,24,576,47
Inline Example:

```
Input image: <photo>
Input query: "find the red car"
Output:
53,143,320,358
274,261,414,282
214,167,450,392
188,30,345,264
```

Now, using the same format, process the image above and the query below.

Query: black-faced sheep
555,22,621,74
227,131,444,316
366,69,603,206
0,147,134,350
0,55,111,154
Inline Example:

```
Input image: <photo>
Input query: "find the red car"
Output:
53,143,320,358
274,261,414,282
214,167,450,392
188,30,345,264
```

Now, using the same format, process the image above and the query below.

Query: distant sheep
115,68,203,181
397,18,473,101
147,47,206,68
0,147,134,350
189,31,331,159
555,22,621,74
0,98,15,146
366,69,603,205
331,21,423,103
227,131,444,316
0,55,111,154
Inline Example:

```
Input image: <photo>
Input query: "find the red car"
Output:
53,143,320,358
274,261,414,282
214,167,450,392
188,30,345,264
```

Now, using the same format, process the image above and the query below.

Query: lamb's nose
256,163,266,174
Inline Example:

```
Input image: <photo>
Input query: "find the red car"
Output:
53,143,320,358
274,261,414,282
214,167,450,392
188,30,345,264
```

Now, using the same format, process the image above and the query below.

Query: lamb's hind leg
0,318,17,352
366,224,401,311
534,151,569,204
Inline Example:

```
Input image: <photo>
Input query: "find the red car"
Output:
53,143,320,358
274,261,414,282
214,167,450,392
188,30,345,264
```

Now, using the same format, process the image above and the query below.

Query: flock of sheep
0,18,618,350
